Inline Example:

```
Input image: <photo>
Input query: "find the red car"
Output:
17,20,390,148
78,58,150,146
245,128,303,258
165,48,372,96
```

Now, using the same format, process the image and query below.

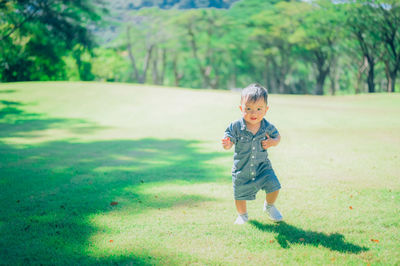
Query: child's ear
239,105,243,112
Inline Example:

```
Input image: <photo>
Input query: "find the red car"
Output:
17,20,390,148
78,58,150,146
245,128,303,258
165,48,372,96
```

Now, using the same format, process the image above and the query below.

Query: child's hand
261,133,280,150
222,137,233,150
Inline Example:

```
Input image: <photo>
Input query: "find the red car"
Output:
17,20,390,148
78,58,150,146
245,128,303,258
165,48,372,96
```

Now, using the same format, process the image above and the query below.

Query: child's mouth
250,117,257,120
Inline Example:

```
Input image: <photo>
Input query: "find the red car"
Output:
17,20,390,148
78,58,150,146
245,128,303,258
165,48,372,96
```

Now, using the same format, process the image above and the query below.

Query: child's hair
241,83,268,105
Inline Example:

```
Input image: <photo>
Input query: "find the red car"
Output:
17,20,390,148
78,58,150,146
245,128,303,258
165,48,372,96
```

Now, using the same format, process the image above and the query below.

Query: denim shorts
233,168,281,200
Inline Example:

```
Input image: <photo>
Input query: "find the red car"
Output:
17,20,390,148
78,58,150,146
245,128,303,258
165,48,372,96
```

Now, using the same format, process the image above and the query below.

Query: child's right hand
222,137,233,150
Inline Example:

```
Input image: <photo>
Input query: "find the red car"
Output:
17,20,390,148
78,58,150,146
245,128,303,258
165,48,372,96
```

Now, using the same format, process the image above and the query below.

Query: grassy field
0,81,399,265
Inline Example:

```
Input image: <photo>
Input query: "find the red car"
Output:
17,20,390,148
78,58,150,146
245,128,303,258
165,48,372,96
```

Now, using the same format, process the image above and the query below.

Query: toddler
222,83,283,224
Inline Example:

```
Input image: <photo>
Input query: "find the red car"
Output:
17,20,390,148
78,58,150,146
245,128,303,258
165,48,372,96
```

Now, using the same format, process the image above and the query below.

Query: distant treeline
1,0,399,94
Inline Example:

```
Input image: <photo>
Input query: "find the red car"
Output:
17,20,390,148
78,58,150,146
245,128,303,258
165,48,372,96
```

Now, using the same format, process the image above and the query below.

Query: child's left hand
261,133,280,150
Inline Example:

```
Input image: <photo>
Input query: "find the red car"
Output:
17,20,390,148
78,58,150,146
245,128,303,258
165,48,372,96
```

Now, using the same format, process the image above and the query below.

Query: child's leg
264,190,283,222
266,189,279,204
235,200,247,214
234,200,248,224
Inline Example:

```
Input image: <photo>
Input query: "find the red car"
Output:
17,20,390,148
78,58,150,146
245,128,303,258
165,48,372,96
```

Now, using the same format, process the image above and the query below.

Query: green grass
0,81,399,265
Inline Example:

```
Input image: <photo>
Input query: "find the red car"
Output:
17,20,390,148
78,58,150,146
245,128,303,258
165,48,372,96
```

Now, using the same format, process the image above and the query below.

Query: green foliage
0,0,105,82
95,0,399,94
2,0,399,94
90,48,131,82
296,0,347,94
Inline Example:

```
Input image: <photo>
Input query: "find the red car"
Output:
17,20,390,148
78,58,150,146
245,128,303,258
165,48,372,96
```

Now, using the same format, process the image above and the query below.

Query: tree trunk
387,71,396,93
384,59,398,93
280,47,291,94
229,65,237,89
314,62,330,95
278,70,285,94
263,59,268,92
210,61,219,89
356,56,368,94
172,55,183,87
160,48,166,85
203,66,211,89
329,57,339,95
352,27,378,93
265,57,276,93
315,72,328,95
313,49,332,95
269,57,284,94
366,56,375,93
330,76,336,95
187,24,211,88
73,49,82,78
126,27,139,82
389,74,396,93
152,47,159,84
314,64,329,95
151,48,166,85
138,44,154,84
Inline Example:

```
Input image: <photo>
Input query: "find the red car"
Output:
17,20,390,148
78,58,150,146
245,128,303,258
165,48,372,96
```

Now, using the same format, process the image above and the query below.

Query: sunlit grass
0,81,399,265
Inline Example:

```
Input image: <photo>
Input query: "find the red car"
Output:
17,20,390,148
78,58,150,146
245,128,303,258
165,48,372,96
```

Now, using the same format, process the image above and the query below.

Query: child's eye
246,108,251,111
257,108,262,111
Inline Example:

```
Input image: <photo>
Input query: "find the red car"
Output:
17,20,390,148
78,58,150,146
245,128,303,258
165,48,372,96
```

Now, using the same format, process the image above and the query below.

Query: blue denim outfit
224,118,281,200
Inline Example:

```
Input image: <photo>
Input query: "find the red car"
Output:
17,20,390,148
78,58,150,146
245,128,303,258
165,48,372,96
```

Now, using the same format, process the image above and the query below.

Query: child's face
239,98,269,127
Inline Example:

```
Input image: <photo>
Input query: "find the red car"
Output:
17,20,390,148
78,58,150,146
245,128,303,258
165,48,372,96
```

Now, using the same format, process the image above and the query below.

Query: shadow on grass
0,100,228,264
0,89,17,94
0,99,107,137
0,100,24,119
249,221,369,254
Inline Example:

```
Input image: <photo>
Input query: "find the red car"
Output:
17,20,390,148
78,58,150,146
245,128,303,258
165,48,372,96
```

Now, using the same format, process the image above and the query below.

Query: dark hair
241,83,268,105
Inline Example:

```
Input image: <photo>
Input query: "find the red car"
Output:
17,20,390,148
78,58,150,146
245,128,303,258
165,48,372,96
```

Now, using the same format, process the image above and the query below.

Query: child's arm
222,137,234,150
261,133,281,150
222,122,237,150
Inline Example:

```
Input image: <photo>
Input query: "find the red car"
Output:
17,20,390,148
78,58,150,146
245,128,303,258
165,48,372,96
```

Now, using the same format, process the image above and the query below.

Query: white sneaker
264,204,283,222
234,214,248,225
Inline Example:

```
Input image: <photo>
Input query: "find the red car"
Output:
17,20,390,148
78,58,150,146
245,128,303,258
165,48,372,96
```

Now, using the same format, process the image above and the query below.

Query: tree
376,1,400,92
124,8,173,84
177,9,231,89
227,0,277,90
0,0,105,81
251,1,309,94
346,1,385,93
298,0,346,95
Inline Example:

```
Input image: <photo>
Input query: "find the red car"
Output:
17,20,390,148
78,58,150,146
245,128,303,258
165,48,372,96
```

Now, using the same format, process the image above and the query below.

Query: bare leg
264,190,283,222
266,190,279,204
235,200,247,215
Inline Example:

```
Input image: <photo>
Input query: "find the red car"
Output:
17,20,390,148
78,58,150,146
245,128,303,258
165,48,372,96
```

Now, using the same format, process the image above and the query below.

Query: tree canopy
0,0,106,81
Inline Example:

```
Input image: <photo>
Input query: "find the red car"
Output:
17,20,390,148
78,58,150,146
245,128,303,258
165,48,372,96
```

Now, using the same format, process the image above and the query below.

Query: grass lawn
0,81,399,265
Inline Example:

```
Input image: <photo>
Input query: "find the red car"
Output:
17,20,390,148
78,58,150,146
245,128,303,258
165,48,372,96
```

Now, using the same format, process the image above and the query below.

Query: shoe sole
269,217,283,222
264,208,283,222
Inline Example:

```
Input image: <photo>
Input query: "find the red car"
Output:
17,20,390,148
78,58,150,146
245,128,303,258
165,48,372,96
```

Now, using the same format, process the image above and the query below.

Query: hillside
105,0,239,10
